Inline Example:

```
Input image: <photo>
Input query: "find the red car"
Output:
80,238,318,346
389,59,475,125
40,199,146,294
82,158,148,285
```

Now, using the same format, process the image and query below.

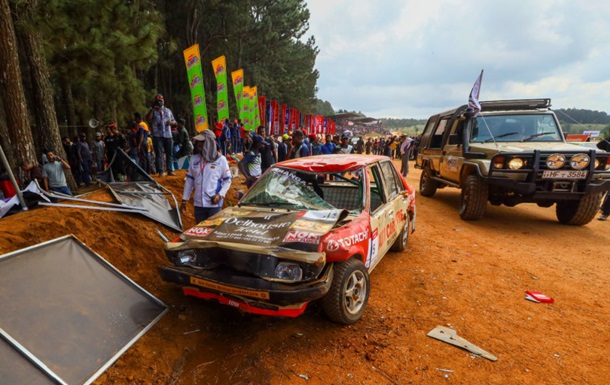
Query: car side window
367,165,386,213
379,161,401,200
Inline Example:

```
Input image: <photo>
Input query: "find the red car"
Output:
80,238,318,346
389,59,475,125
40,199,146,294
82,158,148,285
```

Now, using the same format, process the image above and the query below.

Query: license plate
189,276,270,300
542,170,588,179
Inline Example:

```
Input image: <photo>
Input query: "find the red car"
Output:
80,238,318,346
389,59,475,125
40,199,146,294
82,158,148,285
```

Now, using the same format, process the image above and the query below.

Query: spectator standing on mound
146,94,177,176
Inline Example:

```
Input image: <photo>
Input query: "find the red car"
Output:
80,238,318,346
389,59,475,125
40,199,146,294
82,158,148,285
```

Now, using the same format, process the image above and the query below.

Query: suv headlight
546,154,566,169
177,250,197,265
275,262,303,282
508,157,525,170
570,153,589,170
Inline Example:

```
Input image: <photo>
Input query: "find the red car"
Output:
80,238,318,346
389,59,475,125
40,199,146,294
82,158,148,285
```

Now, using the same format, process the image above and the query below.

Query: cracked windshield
240,167,334,211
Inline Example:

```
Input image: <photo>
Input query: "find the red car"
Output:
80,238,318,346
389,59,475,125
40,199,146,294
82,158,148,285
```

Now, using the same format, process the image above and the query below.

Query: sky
305,0,610,119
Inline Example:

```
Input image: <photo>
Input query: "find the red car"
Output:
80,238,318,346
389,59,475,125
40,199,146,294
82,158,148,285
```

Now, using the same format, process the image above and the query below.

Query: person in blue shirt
288,130,310,159
320,134,336,155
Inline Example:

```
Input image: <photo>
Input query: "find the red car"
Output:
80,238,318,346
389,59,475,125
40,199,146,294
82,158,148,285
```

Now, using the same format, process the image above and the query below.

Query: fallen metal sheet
427,326,497,361
96,149,183,231
106,181,183,232
0,235,168,385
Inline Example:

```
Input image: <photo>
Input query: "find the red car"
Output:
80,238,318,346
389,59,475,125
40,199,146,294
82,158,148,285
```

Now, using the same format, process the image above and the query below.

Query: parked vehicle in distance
160,155,416,324
415,98,610,225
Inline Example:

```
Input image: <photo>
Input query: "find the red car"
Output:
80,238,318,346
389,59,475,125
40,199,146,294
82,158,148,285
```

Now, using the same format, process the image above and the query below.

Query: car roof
276,154,388,173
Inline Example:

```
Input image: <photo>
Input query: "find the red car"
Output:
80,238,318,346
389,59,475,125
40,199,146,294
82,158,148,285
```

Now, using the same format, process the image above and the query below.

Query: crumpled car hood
180,206,349,252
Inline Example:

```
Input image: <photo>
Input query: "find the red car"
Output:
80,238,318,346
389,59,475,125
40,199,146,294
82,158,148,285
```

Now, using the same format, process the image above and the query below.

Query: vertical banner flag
273,100,280,135
252,87,260,128
468,69,484,114
231,69,244,122
212,55,229,123
258,96,267,130
266,100,273,132
280,104,287,134
183,44,209,132
247,87,255,131
242,86,251,130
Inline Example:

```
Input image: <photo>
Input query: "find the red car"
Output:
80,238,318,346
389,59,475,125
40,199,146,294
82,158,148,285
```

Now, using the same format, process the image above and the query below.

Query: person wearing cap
338,134,354,154
287,130,310,159
134,112,150,172
238,134,267,188
181,130,232,223
146,94,177,176
277,134,288,162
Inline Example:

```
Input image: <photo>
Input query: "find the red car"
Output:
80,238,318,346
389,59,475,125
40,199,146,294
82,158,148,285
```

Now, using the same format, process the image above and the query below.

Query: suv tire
419,166,439,197
459,174,488,220
555,192,601,225
322,258,370,325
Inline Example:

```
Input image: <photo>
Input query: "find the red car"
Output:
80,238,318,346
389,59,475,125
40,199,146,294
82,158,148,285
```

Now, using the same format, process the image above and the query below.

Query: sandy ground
1,160,609,385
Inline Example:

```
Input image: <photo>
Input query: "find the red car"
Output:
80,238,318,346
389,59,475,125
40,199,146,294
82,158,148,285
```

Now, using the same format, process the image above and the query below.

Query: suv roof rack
480,98,551,112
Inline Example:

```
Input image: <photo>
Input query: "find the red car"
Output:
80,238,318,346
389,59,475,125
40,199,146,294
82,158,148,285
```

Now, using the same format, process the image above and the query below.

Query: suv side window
379,161,402,200
430,118,449,148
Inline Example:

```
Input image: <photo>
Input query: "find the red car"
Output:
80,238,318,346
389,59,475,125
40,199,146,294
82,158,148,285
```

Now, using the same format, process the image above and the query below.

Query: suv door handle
387,209,394,215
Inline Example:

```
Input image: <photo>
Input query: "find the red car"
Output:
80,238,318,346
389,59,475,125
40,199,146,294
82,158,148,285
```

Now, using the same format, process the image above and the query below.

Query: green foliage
314,99,334,116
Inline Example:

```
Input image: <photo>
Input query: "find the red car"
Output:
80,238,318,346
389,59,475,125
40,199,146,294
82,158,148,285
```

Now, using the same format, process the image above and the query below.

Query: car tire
459,174,488,220
556,193,601,225
391,214,410,252
322,258,370,325
419,166,438,197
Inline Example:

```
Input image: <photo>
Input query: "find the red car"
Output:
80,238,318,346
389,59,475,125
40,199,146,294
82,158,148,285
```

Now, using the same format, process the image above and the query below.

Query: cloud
305,0,610,118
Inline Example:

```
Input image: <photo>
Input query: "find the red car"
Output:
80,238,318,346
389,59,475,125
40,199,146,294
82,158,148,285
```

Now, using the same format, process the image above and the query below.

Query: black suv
415,98,610,225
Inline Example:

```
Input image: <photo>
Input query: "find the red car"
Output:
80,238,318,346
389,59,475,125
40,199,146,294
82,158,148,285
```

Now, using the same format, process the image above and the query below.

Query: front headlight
546,154,566,169
177,250,197,265
508,157,525,170
275,262,303,282
570,153,590,170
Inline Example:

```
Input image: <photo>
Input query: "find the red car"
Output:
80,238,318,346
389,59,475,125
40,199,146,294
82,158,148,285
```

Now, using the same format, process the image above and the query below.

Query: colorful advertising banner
242,86,251,130
183,44,209,132
252,86,260,129
231,69,244,123
212,56,229,123
258,96,267,130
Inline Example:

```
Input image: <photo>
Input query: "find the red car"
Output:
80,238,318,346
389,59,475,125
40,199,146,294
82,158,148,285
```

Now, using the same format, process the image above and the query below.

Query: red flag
258,96,266,129
468,69,484,114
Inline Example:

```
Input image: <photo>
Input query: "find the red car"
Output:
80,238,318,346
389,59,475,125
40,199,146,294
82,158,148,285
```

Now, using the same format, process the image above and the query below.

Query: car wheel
459,174,488,220
419,166,438,197
556,193,601,225
322,258,370,325
391,214,410,252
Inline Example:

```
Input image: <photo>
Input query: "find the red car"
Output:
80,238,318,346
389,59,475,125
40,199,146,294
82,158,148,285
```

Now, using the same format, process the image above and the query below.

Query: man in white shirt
181,130,232,223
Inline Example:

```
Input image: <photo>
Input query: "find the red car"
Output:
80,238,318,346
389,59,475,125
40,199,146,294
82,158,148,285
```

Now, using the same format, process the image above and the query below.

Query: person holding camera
146,94,177,176
42,150,72,196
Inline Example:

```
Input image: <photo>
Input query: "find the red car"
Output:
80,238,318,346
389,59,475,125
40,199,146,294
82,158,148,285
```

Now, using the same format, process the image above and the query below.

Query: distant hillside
555,108,610,136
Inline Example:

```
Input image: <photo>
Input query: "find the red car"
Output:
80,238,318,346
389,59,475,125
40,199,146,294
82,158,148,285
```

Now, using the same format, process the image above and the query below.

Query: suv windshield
470,114,562,143
240,167,334,211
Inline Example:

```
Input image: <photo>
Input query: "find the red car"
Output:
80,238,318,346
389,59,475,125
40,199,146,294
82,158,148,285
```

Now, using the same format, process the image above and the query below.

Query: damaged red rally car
160,155,416,324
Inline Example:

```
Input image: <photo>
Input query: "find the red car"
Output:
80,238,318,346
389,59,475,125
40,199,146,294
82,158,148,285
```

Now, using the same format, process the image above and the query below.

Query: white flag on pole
468,70,484,114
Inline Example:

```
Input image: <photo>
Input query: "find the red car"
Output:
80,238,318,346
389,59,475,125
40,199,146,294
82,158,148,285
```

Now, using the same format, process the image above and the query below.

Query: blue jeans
50,185,73,196
194,206,221,223
153,136,173,174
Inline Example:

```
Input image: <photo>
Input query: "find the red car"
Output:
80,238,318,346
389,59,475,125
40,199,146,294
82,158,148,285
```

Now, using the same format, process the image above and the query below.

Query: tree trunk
60,75,78,138
14,0,77,192
0,0,37,178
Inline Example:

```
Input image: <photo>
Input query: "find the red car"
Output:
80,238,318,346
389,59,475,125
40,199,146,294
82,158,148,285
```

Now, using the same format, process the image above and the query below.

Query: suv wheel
555,193,601,225
459,174,488,220
419,166,438,197
322,258,370,324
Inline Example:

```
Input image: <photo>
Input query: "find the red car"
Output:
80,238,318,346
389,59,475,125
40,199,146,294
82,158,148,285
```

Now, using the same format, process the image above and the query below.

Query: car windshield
240,167,335,211
470,114,562,143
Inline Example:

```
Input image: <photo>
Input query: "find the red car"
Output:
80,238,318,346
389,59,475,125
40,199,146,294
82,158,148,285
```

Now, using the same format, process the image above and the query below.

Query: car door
439,119,462,183
379,160,407,252
365,164,387,271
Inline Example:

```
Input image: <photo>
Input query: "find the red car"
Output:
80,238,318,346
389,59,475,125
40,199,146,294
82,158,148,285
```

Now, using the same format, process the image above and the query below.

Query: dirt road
2,163,609,384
